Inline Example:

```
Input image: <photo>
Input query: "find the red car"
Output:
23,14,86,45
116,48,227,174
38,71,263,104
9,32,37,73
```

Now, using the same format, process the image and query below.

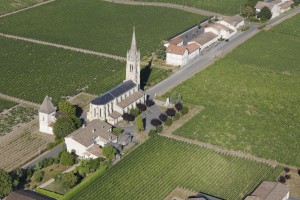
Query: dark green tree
242,5,255,17
102,146,116,161
53,117,77,139
58,101,76,116
258,6,272,21
60,151,75,166
33,170,44,182
61,172,78,189
0,169,12,198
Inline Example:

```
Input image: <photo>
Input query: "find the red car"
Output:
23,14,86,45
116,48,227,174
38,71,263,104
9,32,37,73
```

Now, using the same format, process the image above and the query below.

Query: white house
186,43,200,60
278,0,294,13
255,1,281,19
166,44,189,66
87,29,146,125
244,181,289,200
193,32,219,50
65,119,116,159
204,22,234,39
217,15,245,32
39,96,57,134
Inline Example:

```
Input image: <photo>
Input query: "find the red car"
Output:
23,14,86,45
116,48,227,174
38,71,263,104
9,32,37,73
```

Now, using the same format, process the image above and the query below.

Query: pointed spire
130,27,137,53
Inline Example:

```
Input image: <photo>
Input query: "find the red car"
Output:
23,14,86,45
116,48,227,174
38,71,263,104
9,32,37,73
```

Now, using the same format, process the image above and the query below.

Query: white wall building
255,1,281,19
187,43,200,60
39,96,57,134
87,29,146,125
192,32,219,50
166,44,189,66
204,23,234,39
217,15,245,32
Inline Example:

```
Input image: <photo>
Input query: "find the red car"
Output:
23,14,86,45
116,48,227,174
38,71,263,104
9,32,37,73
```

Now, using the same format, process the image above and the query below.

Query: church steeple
126,27,140,89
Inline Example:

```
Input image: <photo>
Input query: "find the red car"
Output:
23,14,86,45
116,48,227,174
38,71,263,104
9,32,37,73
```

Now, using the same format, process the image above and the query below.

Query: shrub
164,117,172,126
285,174,291,180
0,169,12,198
60,151,75,166
112,127,123,135
181,106,189,115
151,118,162,127
53,116,78,139
156,125,163,133
58,101,76,116
136,115,144,131
103,146,116,161
145,99,155,107
148,129,157,138
284,167,290,173
136,103,147,112
173,112,180,121
175,103,183,112
159,113,167,122
278,176,286,184
166,108,176,117
33,170,44,182
61,172,78,189
130,108,140,117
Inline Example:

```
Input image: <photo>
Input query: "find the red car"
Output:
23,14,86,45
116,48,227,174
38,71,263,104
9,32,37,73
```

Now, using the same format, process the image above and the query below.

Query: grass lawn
165,14,300,166
63,136,276,200
0,98,17,112
0,0,204,56
0,37,171,103
132,0,246,15
0,0,48,15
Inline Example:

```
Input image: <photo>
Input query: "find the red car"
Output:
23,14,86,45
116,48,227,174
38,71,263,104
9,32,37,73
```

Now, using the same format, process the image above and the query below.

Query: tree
33,170,44,182
166,108,176,117
53,117,77,139
258,6,272,21
148,129,157,137
284,167,290,173
61,172,78,189
102,146,116,161
122,113,135,122
136,103,147,112
145,99,155,107
130,108,140,117
156,125,163,133
0,169,12,198
164,117,173,126
181,106,189,115
278,176,286,184
150,118,162,127
60,151,75,166
112,127,123,135
170,92,182,104
175,103,183,112
173,112,180,121
285,174,291,180
159,113,167,122
58,101,76,116
242,5,255,18
136,115,144,131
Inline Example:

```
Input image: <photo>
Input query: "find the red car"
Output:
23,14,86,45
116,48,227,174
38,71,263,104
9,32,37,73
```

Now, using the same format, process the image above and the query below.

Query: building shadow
140,59,152,90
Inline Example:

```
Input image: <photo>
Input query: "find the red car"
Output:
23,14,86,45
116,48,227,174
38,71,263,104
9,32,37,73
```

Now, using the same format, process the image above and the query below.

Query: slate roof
66,119,115,147
91,80,137,105
248,181,289,200
39,96,56,114
6,190,55,200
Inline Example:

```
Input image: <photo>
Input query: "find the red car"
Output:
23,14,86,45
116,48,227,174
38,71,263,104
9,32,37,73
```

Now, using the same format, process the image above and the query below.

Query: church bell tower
126,28,140,89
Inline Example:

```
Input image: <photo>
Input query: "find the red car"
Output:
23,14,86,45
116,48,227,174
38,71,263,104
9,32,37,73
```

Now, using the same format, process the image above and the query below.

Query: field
0,0,204,56
165,14,300,166
0,0,48,15
134,0,246,15
63,136,275,200
0,98,17,112
0,37,170,103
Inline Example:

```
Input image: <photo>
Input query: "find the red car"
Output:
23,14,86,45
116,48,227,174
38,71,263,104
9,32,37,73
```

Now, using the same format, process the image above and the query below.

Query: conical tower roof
39,96,56,114
130,27,137,52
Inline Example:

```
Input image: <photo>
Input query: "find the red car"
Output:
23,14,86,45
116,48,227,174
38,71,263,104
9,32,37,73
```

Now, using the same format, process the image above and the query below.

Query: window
100,108,102,117
94,108,96,117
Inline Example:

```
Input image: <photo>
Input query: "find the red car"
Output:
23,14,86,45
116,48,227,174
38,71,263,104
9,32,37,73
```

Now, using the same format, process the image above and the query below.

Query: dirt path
0,0,56,18
0,93,40,109
0,33,126,61
103,0,226,17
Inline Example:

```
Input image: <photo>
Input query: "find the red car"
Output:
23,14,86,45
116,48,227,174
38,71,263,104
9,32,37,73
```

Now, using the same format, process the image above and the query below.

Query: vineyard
0,0,48,15
0,98,17,112
63,136,275,200
0,118,53,171
0,0,204,56
133,0,246,15
0,105,36,135
165,14,300,166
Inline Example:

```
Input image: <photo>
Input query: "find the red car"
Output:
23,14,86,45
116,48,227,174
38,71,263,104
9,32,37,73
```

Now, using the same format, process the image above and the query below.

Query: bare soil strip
0,93,40,109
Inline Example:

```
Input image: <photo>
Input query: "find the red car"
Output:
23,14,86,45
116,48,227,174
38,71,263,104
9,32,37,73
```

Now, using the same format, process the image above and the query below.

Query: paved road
22,143,63,169
266,6,300,30
103,0,225,17
147,8,300,97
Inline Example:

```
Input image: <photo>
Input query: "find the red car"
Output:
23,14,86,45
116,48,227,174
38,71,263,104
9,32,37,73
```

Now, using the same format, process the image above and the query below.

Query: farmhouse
255,0,294,18
166,42,200,66
87,29,146,125
244,181,289,200
204,22,234,39
217,15,245,32
39,96,57,134
193,32,219,50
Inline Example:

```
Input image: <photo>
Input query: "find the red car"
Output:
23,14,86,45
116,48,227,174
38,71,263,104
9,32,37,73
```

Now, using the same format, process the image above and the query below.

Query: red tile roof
186,43,200,53
169,37,183,45
166,44,188,55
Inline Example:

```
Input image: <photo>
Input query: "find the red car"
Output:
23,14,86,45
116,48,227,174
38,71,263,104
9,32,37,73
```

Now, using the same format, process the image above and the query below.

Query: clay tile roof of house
166,44,187,55
221,15,244,26
279,1,294,9
86,144,103,157
194,32,218,46
169,37,183,45
249,181,289,200
39,96,56,114
186,43,200,53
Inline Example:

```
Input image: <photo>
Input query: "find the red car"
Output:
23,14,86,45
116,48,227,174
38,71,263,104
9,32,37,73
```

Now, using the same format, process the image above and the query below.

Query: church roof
91,80,137,105
39,96,56,114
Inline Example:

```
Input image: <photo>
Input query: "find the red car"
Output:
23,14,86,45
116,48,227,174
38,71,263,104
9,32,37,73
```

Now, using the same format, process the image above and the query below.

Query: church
86,29,146,125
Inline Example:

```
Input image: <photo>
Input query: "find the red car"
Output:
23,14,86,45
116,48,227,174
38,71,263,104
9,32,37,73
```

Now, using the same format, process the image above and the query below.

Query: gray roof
117,132,133,146
66,119,115,147
39,96,56,114
249,181,289,200
91,80,137,105
6,190,55,200
194,32,218,46
221,15,244,26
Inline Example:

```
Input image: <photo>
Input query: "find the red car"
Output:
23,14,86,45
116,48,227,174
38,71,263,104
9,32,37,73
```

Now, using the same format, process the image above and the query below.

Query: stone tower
126,28,140,88
39,96,56,134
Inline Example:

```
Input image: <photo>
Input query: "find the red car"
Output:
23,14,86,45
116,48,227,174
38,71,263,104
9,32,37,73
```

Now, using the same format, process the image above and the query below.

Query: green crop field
63,136,275,200
165,14,300,166
0,37,169,103
0,99,17,112
134,0,246,15
0,0,204,56
0,0,48,15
